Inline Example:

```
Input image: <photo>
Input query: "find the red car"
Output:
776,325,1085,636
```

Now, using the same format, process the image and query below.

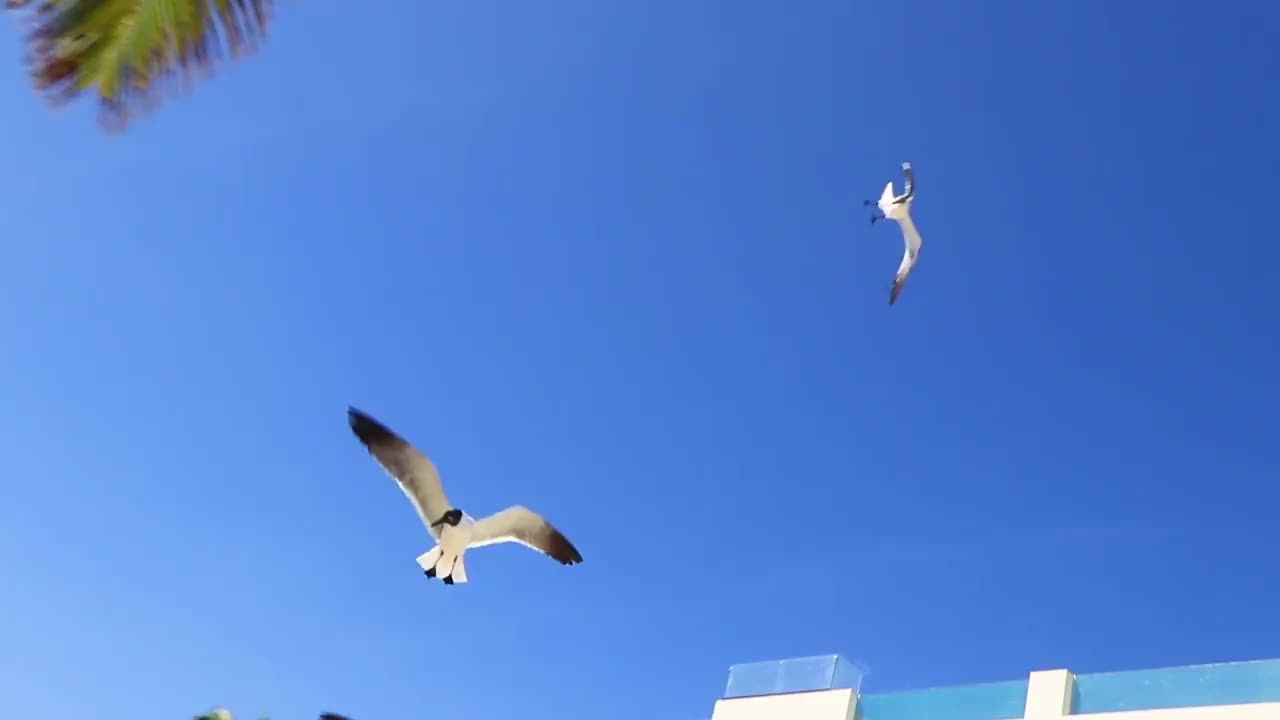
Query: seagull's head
431,508,464,528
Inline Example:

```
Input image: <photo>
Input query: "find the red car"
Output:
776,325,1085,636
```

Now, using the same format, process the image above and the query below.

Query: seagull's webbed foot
442,574,455,585
424,566,437,579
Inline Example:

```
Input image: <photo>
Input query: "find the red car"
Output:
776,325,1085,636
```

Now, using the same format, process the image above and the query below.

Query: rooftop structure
711,654,1280,720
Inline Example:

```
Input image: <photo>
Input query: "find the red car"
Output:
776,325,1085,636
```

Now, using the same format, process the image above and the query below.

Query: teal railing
857,680,1028,720
721,656,1280,718
1070,659,1280,714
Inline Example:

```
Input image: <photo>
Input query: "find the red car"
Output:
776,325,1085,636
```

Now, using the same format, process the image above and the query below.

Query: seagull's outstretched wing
348,407,451,537
889,215,923,305
470,505,584,566
899,162,915,201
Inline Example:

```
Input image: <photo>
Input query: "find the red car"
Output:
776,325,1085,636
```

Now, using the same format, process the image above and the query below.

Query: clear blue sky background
1,1,1277,719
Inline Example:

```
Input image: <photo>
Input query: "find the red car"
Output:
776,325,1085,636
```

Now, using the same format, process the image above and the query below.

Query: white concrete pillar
1025,669,1075,720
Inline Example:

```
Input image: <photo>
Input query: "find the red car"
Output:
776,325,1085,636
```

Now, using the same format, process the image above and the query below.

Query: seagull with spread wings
347,406,583,585
865,162,924,305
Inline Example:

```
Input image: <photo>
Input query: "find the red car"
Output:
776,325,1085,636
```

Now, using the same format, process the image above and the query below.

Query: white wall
711,688,856,720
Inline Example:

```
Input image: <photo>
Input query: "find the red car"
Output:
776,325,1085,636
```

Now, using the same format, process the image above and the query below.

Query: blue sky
1,1,1278,718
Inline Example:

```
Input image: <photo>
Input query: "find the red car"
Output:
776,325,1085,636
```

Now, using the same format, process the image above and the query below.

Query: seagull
864,162,923,305
347,406,584,585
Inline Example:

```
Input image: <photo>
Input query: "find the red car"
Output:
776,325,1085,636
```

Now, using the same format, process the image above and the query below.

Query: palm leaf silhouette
7,0,271,130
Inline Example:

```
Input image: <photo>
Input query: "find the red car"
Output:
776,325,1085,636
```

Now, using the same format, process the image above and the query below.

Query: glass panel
856,680,1028,720
722,655,1280,717
1071,659,1280,713
724,655,864,699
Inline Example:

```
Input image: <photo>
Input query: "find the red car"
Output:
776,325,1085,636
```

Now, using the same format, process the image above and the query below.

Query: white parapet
711,688,858,720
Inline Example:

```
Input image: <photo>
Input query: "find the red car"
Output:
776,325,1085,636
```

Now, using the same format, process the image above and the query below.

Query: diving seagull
347,406,584,585
864,162,923,305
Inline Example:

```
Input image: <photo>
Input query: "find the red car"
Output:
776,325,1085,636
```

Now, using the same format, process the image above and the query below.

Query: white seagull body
348,407,583,585
871,162,923,305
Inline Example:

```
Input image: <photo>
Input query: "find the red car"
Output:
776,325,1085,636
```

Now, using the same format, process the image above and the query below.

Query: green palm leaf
8,0,271,130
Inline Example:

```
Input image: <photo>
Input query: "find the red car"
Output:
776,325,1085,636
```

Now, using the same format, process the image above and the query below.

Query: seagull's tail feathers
416,546,469,584
416,546,442,576
449,555,469,584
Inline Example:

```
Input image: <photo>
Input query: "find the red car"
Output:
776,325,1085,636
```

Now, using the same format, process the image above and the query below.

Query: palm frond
192,709,346,720
8,0,271,131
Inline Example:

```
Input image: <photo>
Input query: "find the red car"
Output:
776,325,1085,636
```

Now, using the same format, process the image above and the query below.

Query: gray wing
470,505,584,566
895,162,915,203
348,407,451,536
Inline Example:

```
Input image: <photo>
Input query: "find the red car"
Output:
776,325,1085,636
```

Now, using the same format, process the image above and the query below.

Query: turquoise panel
856,680,1029,720
722,656,1280,717
1071,659,1280,713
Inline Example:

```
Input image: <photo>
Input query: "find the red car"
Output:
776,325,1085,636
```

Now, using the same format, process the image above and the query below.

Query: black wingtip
347,406,396,447
889,278,905,305
550,530,585,566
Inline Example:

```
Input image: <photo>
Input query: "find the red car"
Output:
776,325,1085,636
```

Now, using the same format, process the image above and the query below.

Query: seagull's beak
430,517,447,528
